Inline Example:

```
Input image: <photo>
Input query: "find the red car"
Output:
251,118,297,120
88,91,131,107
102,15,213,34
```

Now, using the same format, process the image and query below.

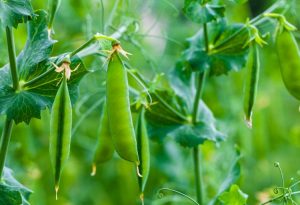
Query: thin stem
70,34,117,57
261,190,300,205
99,0,104,33
105,0,120,33
191,23,209,205
0,119,13,179
261,194,284,205
193,147,203,205
203,23,209,53
192,72,206,124
6,27,19,90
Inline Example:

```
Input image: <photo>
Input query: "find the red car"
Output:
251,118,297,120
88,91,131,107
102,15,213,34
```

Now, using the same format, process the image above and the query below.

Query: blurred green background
1,0,300,204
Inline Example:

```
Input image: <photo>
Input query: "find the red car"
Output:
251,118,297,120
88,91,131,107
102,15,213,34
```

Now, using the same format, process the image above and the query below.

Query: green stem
192,72,206,124
0,119,13,179
193,147,203,205
192,72,206,205
70,34,117,57
192,22,210,205
261,190,300,205
100,0,104,33
5,27,19,90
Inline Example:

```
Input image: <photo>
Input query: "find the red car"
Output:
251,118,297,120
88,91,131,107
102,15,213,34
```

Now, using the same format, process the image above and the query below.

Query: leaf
0,10,88,124
0,167,32,205
181,21,250,76
218,185,248,205
145,90,188,142
169,62,195,111
172,101,225,147
171,122,225,147
0,0,34,28
146,89,225,146
209,148,242,205
183,0,225,24
225,0,247,4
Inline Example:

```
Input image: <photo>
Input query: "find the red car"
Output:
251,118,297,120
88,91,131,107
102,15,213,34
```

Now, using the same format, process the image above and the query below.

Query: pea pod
136,108,150,202
49,76,72,199
106,50,139,165
91,101,114,176
48,0,61,30
276,30,300,100
243,43,260,128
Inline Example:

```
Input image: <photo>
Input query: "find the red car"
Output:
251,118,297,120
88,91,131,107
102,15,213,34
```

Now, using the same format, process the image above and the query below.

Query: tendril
157,188,200,205
274,162,285,188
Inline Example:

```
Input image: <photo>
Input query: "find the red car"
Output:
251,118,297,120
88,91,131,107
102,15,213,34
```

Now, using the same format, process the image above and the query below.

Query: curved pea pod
49,76,72,199
106,51,139,165
243,44,260,128
276,31,300,100
91,101,114,176
136,108,150,201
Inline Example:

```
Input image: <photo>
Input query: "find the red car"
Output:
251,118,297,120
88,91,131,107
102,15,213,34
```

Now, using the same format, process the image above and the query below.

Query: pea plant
0,0,299,204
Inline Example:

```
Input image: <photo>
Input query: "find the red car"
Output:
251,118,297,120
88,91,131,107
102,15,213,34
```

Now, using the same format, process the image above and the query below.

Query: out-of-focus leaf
0,167,32,205
171,121,225,147
145,90,188,142
146,89,225,146
180,21,249,76
209,148,241,205
170,62,195,111
218,184,248,205
226,0,248,4
183,0,225,24
0,0,34,28
0,10,88,124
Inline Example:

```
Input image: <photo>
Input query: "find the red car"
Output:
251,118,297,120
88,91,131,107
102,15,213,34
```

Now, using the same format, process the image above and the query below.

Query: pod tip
244,115,252,129
136,164,143,178
55,185,59,200
91,164,97,176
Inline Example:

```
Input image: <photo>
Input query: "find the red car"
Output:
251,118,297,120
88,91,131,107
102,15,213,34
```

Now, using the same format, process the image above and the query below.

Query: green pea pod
91,101,114,176
277,31,300,100
106,51,139,166
243,43,260,128
49,76,72,199
48,0,61,30
136,108,150,202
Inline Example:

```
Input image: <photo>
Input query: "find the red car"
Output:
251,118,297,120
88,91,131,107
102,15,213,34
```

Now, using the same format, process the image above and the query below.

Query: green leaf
183,0,225,24
208,148,242,205
0,0,34,28
172,101,225,147
145,90,188,142
171,121,225,147
226,0,247,4
218,184,248,205
0,167,32,205
170,62,195,111
181,21,250,75
146,89,225,146
0,10,88,124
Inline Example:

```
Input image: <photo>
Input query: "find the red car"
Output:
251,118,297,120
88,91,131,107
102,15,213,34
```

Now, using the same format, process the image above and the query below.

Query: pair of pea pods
244,28,300,127
92,49,150,196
